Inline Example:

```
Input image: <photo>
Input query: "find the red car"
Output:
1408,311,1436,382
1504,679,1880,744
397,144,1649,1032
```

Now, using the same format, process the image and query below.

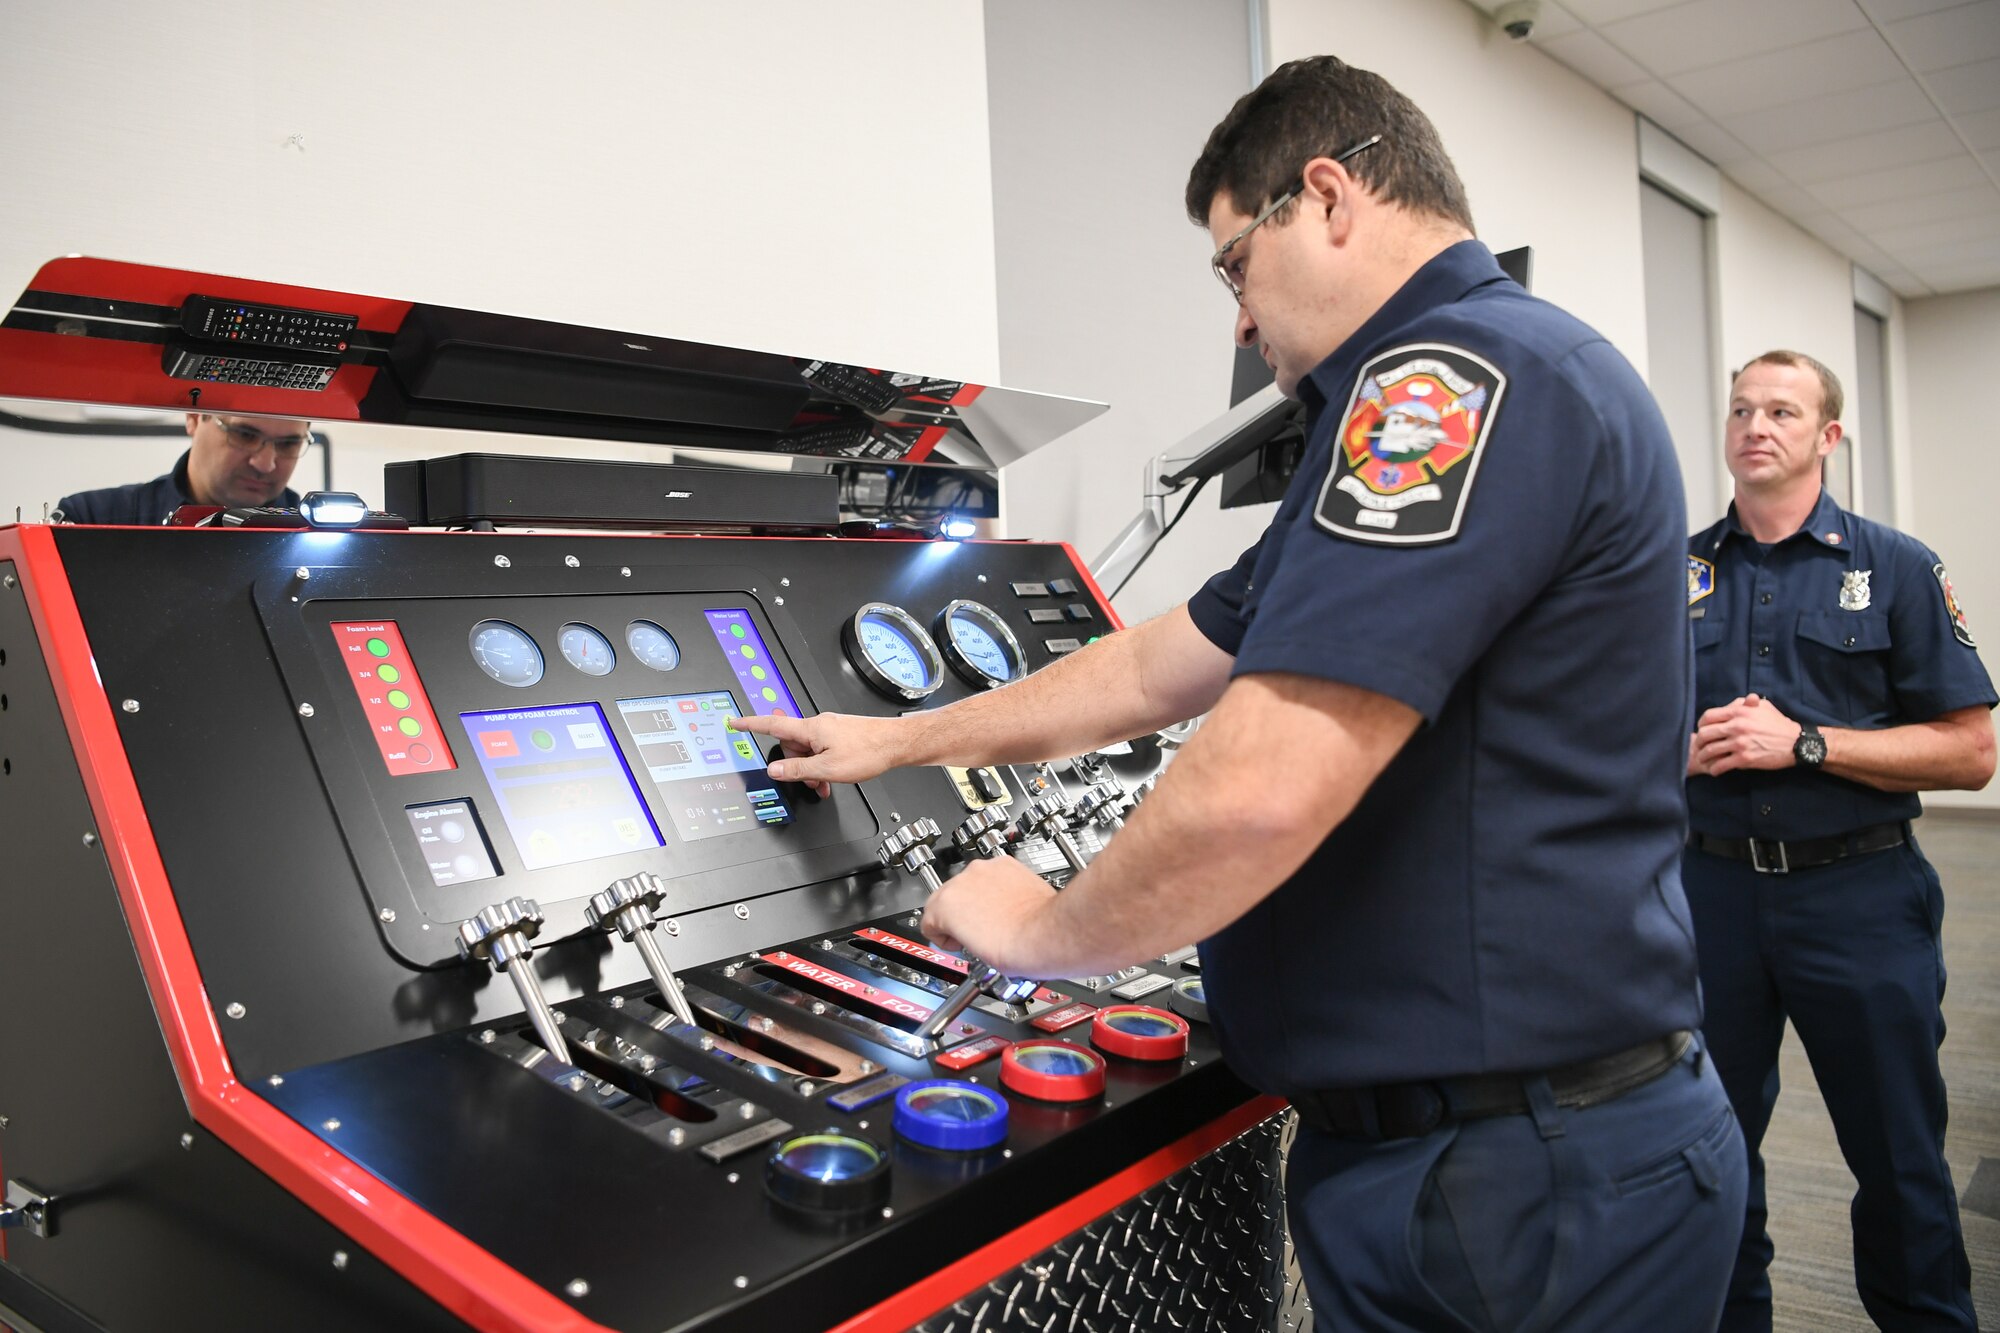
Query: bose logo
663,491,693,500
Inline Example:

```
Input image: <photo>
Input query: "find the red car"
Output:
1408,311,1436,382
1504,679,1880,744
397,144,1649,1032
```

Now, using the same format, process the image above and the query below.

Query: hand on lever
728,711,904,799
922,857,1060,977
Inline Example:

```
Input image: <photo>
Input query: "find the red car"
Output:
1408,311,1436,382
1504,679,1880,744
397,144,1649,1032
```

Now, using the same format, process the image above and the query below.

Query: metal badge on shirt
1839,569,1871,611
1934,563,1977,647
1315,343,1506,546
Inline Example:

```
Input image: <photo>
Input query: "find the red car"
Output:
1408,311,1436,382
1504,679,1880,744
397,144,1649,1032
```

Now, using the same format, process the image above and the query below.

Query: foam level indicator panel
330,620,456,775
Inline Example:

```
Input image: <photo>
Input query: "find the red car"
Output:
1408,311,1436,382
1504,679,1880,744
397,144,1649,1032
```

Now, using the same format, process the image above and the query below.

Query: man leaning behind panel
736,55,1748,1331
1685,350,1996,1333
54,412,310,525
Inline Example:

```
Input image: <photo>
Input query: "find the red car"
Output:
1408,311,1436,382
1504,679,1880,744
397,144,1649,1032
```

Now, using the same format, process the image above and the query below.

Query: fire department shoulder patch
1315,343,1506,545
1934,562,1976,647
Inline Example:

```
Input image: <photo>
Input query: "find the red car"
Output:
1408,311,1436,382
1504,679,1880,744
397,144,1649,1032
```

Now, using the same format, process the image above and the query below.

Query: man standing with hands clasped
1685,349,1995,1332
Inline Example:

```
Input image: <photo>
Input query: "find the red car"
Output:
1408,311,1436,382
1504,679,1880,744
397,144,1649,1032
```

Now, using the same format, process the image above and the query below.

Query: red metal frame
0,523,1232,1332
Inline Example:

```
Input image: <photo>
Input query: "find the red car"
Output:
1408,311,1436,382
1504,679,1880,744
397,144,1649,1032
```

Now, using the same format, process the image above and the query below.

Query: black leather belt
1686,820,1907,874
1290,1031,1692,1142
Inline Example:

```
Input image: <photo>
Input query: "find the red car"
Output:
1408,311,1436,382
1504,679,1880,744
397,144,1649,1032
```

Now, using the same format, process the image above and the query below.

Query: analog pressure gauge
468,620,544,688
625,620,681,672
842,603,943,702
558,623,615,676
934,599,1025,689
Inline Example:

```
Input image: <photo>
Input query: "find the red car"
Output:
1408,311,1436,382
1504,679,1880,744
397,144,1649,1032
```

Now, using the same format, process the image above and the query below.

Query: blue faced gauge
625,620,681,672
558,623,615,676
842,602,943,703
934,599,1025,689
468,620,544,688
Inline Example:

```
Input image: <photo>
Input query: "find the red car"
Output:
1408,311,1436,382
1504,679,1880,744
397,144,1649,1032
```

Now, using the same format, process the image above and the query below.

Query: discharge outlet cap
893,1080,1010,1153
1000,1041,1106,1103
1090,1005,1190,1061
763,1131,891,1213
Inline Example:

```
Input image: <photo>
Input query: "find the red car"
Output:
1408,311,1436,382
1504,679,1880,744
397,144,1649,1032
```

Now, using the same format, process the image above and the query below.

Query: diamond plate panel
909,1111,1313,1333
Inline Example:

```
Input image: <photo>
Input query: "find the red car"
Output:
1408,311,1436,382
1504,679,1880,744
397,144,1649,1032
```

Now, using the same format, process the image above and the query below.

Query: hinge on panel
1,1179,57,1238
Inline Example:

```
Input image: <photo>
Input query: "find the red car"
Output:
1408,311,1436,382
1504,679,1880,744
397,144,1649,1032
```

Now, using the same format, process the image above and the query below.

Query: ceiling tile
1864,206,2000,249
1840,180,2000,229
1806,151,1986,200
1763,119,1965,182
1666,119,1759,164
1953,104,2000,148
1875,266,1936,297
1600,0,1870,76
1615,79,1709,129
1921,56,2000,113
1721,77,1938,152
1912,261,2000,291
1895,231,2000,265
1666,29,1904,117
1882,1,2000,72
1859,0,1984,21
1800,214,1869,249
1537,28,1653,87
1560,0,1692,22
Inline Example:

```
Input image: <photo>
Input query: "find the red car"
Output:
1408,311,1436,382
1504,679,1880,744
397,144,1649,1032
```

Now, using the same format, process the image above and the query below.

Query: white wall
1904,286,2000,810
0,0,1000,517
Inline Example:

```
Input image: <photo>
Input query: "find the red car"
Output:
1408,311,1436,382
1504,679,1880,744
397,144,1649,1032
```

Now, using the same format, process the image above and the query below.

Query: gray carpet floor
1762,809,1998,1331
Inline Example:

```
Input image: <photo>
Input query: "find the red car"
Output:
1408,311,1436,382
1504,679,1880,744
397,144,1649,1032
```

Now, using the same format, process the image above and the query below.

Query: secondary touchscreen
459,702,664,870
616,691,794,842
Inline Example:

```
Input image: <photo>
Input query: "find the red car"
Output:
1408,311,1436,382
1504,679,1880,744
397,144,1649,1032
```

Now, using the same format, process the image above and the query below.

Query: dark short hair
1185,55,1474,232
1734,350,1844,426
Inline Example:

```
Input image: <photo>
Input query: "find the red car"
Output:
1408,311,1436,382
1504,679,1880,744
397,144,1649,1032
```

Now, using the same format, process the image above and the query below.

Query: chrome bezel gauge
468,620,544,688
624,620,681,672
842,602,944,703
557,622,616,676
934,599,1026,689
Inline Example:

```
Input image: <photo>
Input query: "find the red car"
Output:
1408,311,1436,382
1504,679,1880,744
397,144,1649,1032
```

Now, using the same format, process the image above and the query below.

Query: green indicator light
751,665,767,680
530,729,556,751
730,624,747,639
740,645,759,661
376,663,401,684
366,638,390,658
387,689,410,710
701,700,712,711
761,687,778,702
398,717,422,737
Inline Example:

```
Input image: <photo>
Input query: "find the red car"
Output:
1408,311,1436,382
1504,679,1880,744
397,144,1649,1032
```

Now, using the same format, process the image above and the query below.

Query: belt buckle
1749,838,1789,874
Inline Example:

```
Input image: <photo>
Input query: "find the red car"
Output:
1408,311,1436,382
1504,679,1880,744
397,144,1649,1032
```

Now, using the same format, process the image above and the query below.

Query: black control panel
180,294,357,353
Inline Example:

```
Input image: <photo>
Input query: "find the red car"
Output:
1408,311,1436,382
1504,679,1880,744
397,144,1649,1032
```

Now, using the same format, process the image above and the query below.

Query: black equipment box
384,453,841,531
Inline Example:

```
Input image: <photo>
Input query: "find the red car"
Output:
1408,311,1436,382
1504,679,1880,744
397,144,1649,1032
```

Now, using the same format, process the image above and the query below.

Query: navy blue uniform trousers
1684,840,1976,1332
1287,1042,1745,1331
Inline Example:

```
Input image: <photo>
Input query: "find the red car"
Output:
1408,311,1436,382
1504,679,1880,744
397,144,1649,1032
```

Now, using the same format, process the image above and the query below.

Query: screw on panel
297,703,316,718
0,1115,9,1129
179,1133,193,1149
267,1075,284,1088
725,1172,739,1184
566,1279,590,1299
331,1251,349,1271
733,903,749,920
857,1061,876,1075
479,1029,496,1044
225,1002,246,1020
881,1207,894,1219
780,577,791,587
378,908,396,923
81,833,97,847
620,566,631,577
774,596,785,606
121,699,140,713
664,919,680,936
323,1119,341,1132
564,555,580,568
2,574,15,589
700,1036,717,1051
738,1103,756,1120
733,1277,749,1290
797,1081,816,1097
609,995,625,1008
667,1127,686,1147
977,574,988,583
294,567,311,581
494,554,511,568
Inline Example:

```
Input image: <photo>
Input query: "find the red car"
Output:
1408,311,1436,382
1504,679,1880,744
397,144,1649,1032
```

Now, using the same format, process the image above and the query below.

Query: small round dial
935,599,1025,688
625,621,681,672
842,603,943,702
558,623,615,676
468,620,544,688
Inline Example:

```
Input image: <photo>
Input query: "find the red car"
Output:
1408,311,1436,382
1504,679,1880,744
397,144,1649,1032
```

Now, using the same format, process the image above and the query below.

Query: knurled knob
954,806,1012,860
879,818,942,865
457,897,546,965
1021,793,1072,836
586,872,667,939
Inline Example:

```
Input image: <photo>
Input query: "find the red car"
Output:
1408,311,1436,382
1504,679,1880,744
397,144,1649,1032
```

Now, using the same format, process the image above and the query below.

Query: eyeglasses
211,417,311,459
1210,134,1385,303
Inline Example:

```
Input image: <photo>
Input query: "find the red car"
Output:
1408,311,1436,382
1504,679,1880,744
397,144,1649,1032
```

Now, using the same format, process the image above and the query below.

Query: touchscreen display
703,609,803,718
459,702,664,870
616,691,794,842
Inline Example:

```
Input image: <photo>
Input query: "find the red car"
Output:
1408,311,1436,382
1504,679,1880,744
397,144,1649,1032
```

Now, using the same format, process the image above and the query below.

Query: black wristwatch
1794,721,1827,769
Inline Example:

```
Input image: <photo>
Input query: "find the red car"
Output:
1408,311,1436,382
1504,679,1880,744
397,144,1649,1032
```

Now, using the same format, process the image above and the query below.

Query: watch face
1797,732,1828,766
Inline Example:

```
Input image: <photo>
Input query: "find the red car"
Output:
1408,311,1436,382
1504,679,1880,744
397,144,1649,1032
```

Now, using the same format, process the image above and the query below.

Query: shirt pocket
1690,615,1729,710
1794,610,1893,721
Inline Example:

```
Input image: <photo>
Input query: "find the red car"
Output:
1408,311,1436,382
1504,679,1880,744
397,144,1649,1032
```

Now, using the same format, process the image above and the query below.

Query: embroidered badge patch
1688,555,1715,607
1934,562,1976,647
1315,343,1505,545
1840,569,1871,611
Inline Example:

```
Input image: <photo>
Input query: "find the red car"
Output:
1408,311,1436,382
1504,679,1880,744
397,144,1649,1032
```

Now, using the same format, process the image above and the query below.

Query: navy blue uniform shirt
1188,240,1701,1093
54,451,300,526
1687,490,1995,841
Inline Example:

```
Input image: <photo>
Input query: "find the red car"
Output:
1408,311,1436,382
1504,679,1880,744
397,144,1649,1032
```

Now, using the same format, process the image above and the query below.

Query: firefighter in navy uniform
737,56,1746,1330
55,412,309,525
1686,350,1995,1333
